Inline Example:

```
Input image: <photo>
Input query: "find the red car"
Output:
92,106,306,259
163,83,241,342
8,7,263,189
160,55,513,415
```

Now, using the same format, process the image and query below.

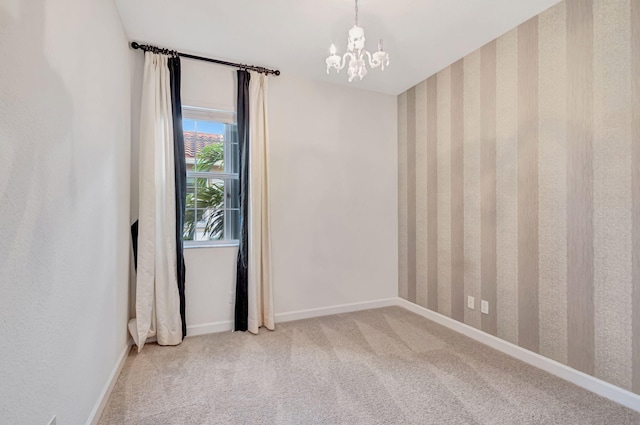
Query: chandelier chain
355,0,359,25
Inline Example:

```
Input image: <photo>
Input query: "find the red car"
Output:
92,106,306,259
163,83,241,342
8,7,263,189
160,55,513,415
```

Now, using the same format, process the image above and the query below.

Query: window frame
182,105,240,248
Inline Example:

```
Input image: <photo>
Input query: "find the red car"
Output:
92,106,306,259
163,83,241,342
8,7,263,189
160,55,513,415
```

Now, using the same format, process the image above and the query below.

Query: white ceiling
115,0,560,95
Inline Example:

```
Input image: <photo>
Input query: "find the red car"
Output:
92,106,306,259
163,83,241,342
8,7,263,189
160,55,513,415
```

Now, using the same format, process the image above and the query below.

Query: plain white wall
269,75,398,314
0,1,132,424
174,61,398,328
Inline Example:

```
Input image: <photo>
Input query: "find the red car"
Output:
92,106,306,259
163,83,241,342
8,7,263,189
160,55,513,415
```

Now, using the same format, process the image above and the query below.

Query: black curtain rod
130,42,280,76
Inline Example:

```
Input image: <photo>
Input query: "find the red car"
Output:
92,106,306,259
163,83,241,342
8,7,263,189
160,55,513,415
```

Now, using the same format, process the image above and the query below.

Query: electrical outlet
48,416,57,425
228,291,234,304
481,300,489,314
467,296,475,310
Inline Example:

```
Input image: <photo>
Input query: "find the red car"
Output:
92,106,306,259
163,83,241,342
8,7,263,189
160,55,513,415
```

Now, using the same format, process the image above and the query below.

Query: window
182,106,239,246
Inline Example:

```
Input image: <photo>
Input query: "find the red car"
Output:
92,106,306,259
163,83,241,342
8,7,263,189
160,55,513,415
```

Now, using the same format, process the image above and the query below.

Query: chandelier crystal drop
325,0,390,82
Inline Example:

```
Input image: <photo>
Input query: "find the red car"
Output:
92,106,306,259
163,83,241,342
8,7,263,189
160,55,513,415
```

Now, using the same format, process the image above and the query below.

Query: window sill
184,241,239,250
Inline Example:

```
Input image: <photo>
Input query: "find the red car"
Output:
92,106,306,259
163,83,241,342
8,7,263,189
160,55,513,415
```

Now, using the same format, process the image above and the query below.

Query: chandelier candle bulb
325,0,390,81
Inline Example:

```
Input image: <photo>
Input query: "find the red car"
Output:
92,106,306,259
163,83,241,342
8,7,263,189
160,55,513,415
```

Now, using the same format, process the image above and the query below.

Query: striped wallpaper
398,0,640,393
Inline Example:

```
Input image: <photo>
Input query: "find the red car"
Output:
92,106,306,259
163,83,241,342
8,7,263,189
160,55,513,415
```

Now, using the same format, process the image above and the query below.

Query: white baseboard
86,340,133,425
274,297,398,323
395,297,640,413
187,320,234,337
187,297,398,336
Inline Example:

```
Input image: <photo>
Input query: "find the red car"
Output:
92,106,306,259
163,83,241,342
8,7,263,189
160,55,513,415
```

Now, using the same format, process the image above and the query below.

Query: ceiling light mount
325,0,390,82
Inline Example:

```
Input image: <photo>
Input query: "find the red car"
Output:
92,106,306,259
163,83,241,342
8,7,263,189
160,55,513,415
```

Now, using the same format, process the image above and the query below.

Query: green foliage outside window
184,143,225,240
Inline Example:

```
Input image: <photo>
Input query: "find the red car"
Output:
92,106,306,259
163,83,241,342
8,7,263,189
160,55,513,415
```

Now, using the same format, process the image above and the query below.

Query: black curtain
234,70,251,331
131,220,139,270
169,56,187,339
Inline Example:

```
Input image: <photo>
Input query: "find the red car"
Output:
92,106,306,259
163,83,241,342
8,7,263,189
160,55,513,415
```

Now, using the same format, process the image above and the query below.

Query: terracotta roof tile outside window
184,131,224,159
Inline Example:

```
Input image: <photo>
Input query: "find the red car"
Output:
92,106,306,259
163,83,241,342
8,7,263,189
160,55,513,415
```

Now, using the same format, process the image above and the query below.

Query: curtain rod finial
131,41,140,50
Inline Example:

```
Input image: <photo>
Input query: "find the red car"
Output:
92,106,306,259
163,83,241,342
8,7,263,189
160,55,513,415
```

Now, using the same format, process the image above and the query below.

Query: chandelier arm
365,50,379,69
341,52,354,70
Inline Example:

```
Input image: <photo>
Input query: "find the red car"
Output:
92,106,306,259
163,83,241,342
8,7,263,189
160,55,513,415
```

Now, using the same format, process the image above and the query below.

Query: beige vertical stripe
398,92,408,300
517,16,540,353
567,0,595,375
407,88,417,304
464,50,482,330
450,60,465,322
633,0,640,395
481,41,497,336
427,75,439,312
437,67,453,318
538,1,568,364
415,81,429,308
593,0,633,390
496,28,519,345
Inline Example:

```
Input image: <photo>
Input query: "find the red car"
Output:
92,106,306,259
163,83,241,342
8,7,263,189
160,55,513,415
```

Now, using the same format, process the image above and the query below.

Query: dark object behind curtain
131,220,139,270
169,56,187,339
234,70,251,332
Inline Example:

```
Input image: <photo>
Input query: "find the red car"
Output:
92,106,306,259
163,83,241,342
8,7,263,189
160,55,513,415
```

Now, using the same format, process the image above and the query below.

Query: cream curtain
247,72,275,334
128,52,182,350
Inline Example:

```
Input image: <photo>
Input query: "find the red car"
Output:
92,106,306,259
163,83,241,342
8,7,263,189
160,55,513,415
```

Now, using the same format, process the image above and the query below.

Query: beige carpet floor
98,307,640,424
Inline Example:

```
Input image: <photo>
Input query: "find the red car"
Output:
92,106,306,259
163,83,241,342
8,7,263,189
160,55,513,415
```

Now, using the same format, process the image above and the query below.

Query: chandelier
325,0,390,82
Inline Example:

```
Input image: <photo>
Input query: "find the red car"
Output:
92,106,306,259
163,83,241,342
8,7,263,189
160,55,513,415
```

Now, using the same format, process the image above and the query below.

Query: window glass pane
195,142,224,173
227,124,239,174
184,178,224,241
230,143,239,174
226,208,240,240
226,178,240,209
224,178,240,241
183,119,226,173
184,181,197,241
